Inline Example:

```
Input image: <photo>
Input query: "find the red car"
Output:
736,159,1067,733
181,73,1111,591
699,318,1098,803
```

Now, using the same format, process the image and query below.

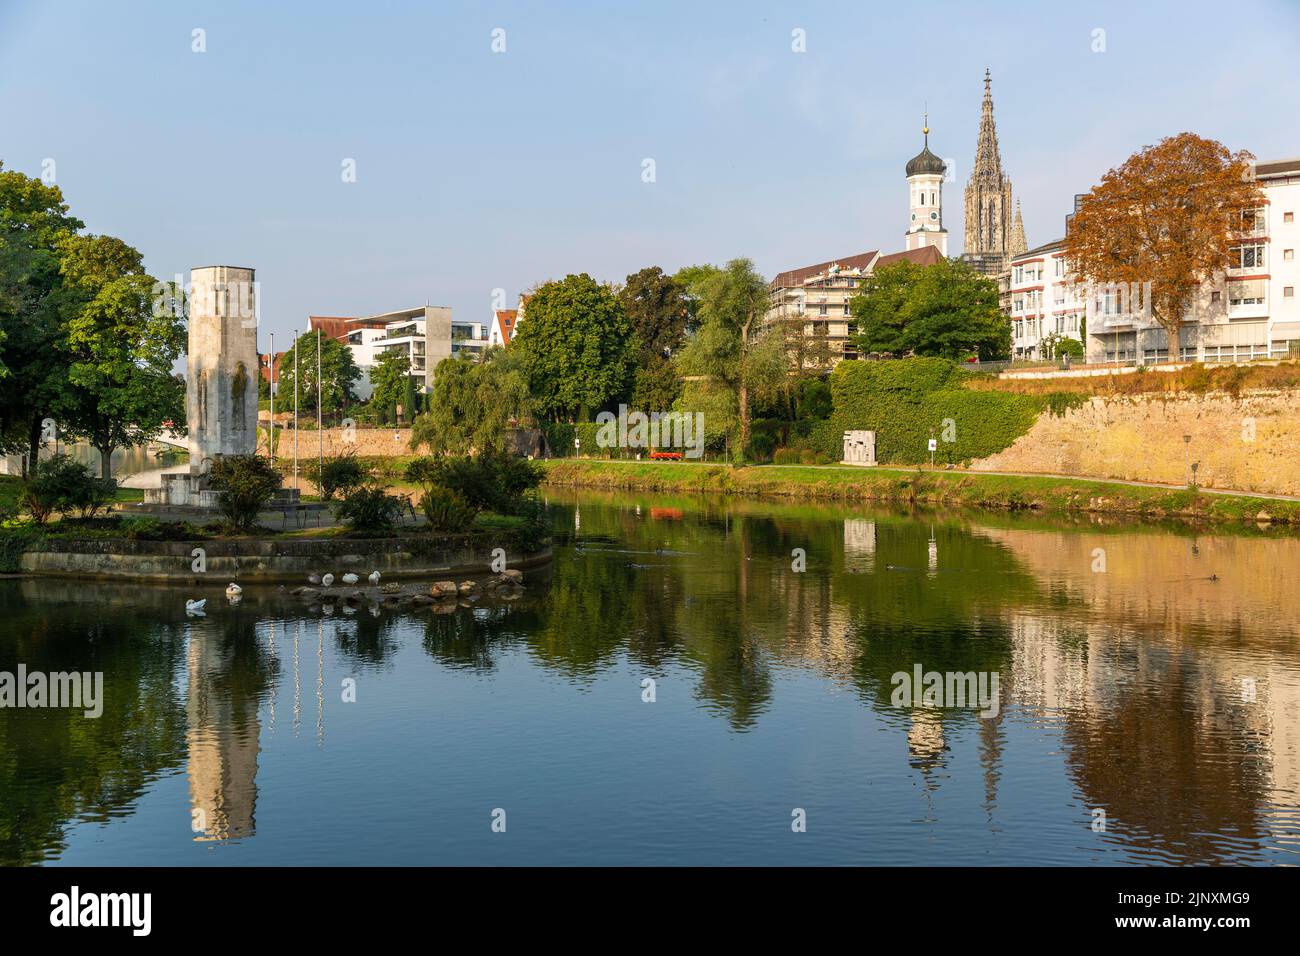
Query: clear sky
2,0,1298,346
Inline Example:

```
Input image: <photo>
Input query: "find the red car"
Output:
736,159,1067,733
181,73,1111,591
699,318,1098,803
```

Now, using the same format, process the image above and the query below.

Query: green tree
54,234,186,478
0,163,84,471
511,274,635,421
367,347,411,424
673,259,783,455
274,329,361,418
411,347,531,455
851,257,1010,361
620,266,692,412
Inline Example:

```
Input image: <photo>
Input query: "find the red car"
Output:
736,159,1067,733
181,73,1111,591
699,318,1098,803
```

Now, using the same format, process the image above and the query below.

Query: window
1211,290,1222,303
1231,242,1266,269
1286,212,1295,223
1285,287,1295,298
1014,266,1024,283
1228,279,1266,307
1285,249,1295,261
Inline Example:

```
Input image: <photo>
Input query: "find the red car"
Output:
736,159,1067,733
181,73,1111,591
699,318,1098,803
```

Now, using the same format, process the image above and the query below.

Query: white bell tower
904,115,948,256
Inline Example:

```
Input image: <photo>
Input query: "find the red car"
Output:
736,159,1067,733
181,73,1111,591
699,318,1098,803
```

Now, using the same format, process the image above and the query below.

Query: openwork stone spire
1009,199,1027,257
962,69,1017,275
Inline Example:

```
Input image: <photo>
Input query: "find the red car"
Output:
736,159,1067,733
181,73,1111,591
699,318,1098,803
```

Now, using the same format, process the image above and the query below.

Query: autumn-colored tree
1064,133,1264,360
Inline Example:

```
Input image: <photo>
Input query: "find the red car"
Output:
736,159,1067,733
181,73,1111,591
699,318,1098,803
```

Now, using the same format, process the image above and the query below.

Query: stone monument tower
147,265,261,508
187,265,259,468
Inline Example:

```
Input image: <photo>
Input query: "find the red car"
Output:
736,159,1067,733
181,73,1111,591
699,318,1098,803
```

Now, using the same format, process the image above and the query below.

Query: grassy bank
541,459,1300,526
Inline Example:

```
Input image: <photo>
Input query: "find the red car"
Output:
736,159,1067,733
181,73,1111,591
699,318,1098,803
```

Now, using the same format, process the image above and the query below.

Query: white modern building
1082,155,1300,363
313,305,488,399
1007,240,1085,361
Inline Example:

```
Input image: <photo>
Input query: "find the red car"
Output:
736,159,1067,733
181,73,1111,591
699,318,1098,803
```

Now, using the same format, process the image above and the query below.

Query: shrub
307,452,369,501
419,485,478,532
811,358,1039,464
336,485,405,535
405,450,543,515
208,455,282,531
21,455,116,524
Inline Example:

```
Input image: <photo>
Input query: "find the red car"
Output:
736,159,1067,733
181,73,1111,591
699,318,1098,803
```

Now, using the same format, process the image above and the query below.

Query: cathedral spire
962,69,1017,275
973,68,1003,184
1009,199,1027,256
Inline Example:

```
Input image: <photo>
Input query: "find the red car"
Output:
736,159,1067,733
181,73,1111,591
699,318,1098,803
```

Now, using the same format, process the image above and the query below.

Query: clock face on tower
930,212,939,221
911,214,916,221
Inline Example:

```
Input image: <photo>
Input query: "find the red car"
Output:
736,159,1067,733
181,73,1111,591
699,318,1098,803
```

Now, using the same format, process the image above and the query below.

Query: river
1,490,1297,865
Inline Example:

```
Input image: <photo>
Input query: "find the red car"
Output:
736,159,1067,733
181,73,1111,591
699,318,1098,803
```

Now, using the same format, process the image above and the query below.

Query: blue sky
2,0,1298,345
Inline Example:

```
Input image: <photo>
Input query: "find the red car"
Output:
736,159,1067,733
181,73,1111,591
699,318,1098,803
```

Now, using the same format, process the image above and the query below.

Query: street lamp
1183,434,1192,487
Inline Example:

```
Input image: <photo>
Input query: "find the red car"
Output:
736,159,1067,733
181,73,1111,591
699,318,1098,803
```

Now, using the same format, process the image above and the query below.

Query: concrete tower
962,70,1017,276
904,114,948,256
186,265,259,470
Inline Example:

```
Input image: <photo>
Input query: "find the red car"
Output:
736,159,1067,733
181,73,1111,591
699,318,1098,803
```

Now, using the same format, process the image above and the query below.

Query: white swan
185,599,206,617
342,572,359,585
368,570,381,585
225,583,242,598
321,573,335,587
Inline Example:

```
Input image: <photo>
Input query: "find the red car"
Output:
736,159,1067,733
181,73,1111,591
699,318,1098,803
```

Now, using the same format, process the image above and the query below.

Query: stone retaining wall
972,390,1300,496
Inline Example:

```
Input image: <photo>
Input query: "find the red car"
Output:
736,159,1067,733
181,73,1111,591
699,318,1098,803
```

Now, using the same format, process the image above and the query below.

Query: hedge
812,358,1041,465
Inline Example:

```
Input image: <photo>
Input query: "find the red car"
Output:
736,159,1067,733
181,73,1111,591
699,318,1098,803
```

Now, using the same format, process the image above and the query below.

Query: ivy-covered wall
811,358,1042,465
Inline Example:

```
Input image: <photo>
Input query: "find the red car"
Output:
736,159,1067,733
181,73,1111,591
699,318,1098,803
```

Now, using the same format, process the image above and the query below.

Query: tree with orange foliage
1064,133,1264,360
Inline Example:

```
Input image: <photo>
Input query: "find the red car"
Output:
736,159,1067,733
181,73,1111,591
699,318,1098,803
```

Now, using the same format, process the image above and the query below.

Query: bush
21,455,116,524
336,485,405,535
418,485,478,532
811,358,1039,464
306,452,369,501
208,455,282,531
405,450,543,515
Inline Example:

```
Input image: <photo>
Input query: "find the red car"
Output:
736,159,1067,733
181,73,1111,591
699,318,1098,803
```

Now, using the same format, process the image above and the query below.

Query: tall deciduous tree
673,259,782,454
620,266,692,411
511,273,635,421
0,164,84,471
411,347,532,455
275,329,362,416
366,347,411,424
54,234,186,477
1064,133,1264,358
850,258,1009,361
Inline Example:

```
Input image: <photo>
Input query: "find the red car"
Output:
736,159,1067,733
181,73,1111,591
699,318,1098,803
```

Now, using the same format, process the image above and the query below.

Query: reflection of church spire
979,704,1005,816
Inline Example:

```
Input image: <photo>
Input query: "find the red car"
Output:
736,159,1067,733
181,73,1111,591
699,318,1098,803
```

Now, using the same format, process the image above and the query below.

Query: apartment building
310,305,487,399
1082,155,1300,363
766,246,943,365
1007,241,1085,360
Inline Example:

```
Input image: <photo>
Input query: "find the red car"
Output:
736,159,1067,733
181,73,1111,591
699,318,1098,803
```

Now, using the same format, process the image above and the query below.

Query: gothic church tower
962,70,1018,275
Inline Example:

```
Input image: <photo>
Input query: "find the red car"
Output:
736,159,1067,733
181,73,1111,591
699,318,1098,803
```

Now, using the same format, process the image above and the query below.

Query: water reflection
1,492,1297,865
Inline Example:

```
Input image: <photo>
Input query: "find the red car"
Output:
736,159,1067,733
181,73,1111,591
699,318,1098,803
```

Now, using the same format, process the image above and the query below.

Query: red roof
873,245,943,268
770,250,879,289
307,315,387,341
769,245,942,289
494,309,519,343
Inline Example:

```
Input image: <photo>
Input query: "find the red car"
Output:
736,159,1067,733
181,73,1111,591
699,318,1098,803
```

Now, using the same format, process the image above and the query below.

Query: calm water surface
2,490,1299,866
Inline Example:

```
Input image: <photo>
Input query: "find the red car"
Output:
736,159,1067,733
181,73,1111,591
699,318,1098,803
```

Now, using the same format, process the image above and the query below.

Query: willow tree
673,259,781,455
1064,133,1264,359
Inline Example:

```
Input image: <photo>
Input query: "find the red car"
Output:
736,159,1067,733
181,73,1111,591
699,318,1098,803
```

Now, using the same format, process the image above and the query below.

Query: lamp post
1183,434,1192,487
269,331,275,462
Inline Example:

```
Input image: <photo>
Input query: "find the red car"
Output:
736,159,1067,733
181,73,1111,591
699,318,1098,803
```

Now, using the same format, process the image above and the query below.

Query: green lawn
540,459,1300,526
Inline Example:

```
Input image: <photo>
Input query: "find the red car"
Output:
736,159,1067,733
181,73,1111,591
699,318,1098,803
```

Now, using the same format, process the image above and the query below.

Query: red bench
649,450,683,460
